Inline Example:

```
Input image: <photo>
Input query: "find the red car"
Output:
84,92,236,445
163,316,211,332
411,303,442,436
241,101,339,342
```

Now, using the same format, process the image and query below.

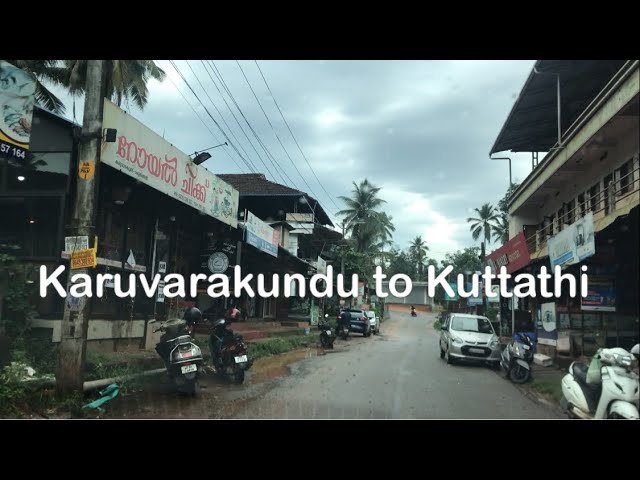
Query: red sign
486,232,531,275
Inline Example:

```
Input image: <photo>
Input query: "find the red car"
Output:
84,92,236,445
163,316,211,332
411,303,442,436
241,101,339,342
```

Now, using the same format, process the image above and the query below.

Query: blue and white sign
245,211,279,257
548,212,595,269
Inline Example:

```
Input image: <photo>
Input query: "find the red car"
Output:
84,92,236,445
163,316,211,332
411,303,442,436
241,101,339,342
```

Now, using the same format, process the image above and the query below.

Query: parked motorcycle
318,314,335,349
151,315,204,396
208,318,253,384
560,344,639,419
336,317,350,340
500,332,535,384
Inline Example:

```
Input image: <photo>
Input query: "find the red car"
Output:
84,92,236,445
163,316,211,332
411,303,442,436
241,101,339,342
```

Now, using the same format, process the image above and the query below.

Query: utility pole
341,222,346,277
57,60,105,393
481,241,487,313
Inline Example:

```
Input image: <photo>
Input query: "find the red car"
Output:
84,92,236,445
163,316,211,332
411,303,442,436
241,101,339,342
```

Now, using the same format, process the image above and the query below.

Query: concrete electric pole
57,60,105,393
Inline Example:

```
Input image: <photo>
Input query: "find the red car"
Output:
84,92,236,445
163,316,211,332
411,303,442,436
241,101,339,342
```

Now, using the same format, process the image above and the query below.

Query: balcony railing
521,163,639,255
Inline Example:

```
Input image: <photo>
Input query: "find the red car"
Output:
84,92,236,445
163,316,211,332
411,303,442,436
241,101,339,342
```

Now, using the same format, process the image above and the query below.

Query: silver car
439,313,501,366
365,310,380,334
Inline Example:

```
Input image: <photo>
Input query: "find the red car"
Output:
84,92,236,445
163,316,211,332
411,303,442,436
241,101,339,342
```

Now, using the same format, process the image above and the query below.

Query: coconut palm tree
408,236,429,280
337,179,387,252
467,203,500,245
4,60,69,114
6,60,166,115
63,60,166,109
492,214,509,245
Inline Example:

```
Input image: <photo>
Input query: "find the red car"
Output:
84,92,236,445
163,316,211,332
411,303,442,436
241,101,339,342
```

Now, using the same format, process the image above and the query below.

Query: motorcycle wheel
320,334,330,348
232,369,245,384
509,365,530,384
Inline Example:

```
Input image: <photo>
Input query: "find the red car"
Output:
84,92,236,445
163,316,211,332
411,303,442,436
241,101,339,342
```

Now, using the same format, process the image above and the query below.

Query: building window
577,193,586,218
617,159,632,196
2,152,71,192
557,205,565,230
589,183,600,213
0,196,63,258
604,173,614,214
566,199,575,226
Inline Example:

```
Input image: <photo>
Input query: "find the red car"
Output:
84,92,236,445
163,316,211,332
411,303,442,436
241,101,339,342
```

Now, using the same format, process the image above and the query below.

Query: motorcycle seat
571,362,589,384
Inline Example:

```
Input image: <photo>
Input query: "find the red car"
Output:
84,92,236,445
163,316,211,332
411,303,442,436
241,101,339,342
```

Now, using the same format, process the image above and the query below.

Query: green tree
4,60,69,114
467,203,500,245
63,60,166,109
442,247,483,277
387,249,415,278
497,182,521,215
7,60,166,115
408,236,429,281
337,179,387,252
492,215,509,245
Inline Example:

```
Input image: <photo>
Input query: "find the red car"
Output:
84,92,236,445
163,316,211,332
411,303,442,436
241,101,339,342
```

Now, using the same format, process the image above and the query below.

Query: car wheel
445,346,455,365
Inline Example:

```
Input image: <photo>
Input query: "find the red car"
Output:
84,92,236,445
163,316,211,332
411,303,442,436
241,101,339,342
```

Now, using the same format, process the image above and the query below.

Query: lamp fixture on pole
191,142,228,165
489,156,512,190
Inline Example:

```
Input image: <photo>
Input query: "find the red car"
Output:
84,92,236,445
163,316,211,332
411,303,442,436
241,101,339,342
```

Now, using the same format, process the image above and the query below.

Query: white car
365,311,380,335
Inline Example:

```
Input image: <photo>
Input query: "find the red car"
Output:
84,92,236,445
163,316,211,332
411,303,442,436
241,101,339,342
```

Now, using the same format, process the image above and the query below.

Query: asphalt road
228,312,563,419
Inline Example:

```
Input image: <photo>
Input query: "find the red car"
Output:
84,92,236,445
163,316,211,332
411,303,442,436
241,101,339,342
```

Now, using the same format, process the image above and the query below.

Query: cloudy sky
49,60,540,261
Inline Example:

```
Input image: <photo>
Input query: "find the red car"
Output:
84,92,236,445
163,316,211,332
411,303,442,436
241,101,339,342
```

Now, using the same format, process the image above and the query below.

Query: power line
236,60,321,200
168,60,256,174
194,60,280,180
183,60,259,173
208,61,299,190
162,66,244,172
254,60,342,213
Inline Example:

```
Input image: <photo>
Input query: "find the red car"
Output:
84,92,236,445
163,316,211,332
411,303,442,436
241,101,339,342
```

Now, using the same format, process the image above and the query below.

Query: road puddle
249,347,319,384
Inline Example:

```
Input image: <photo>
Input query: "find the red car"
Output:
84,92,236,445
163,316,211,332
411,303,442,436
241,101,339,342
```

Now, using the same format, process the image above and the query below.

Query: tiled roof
217,173,302,195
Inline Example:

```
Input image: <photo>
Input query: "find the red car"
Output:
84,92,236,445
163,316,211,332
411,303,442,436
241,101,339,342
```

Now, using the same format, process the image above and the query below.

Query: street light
490,156,512,190
191,142,228,165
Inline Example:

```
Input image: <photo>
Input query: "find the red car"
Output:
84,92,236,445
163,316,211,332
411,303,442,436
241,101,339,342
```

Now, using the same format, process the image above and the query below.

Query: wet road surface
227,312,563,419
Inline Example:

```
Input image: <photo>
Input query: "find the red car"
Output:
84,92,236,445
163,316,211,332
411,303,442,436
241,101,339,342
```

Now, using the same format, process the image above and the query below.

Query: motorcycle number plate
326,330,332,335
181,364,197,374
234,355,248,363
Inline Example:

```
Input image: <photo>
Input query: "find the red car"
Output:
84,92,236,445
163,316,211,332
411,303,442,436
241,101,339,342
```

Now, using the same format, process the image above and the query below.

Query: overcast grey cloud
49,60,540,260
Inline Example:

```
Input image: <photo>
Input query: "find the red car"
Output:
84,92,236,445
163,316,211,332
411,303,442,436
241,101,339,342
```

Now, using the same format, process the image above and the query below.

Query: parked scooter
500,332,535,384
151,308,204,396
208,318,253,384
318,314,335,349
560,345,639,419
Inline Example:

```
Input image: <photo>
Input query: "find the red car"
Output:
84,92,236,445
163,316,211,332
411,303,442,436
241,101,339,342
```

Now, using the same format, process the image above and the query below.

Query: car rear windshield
451,317,494,334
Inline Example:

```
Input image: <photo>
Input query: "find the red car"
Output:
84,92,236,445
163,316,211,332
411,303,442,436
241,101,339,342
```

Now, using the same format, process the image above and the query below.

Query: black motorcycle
318,314,335,349
152,317,204,396
500,332,535,384
208,318,253,384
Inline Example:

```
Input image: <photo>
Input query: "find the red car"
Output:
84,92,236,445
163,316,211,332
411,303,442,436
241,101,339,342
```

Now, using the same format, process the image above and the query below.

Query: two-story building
217,173,339,323
489,60,639,361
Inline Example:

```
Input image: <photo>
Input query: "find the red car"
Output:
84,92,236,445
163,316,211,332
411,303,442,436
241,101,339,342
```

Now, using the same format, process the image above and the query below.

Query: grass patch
248,335,314,360
433,319,442,330
529,378,563,403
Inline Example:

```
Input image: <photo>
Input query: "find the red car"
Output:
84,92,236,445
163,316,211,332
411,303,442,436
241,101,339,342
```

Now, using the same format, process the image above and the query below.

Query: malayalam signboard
581,276,615,312
0,61,36,160
101,99,239,228
245,211,279,257
70,248,97,269
486,232,531,275
548,212,595,269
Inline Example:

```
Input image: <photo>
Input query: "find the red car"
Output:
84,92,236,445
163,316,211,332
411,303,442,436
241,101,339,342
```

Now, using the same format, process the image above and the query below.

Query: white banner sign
548,212,595,269
245,211,279,257
101,99,239,228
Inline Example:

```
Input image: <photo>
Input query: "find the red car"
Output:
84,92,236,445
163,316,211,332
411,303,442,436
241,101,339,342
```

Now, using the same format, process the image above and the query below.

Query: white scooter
560,344,639,419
